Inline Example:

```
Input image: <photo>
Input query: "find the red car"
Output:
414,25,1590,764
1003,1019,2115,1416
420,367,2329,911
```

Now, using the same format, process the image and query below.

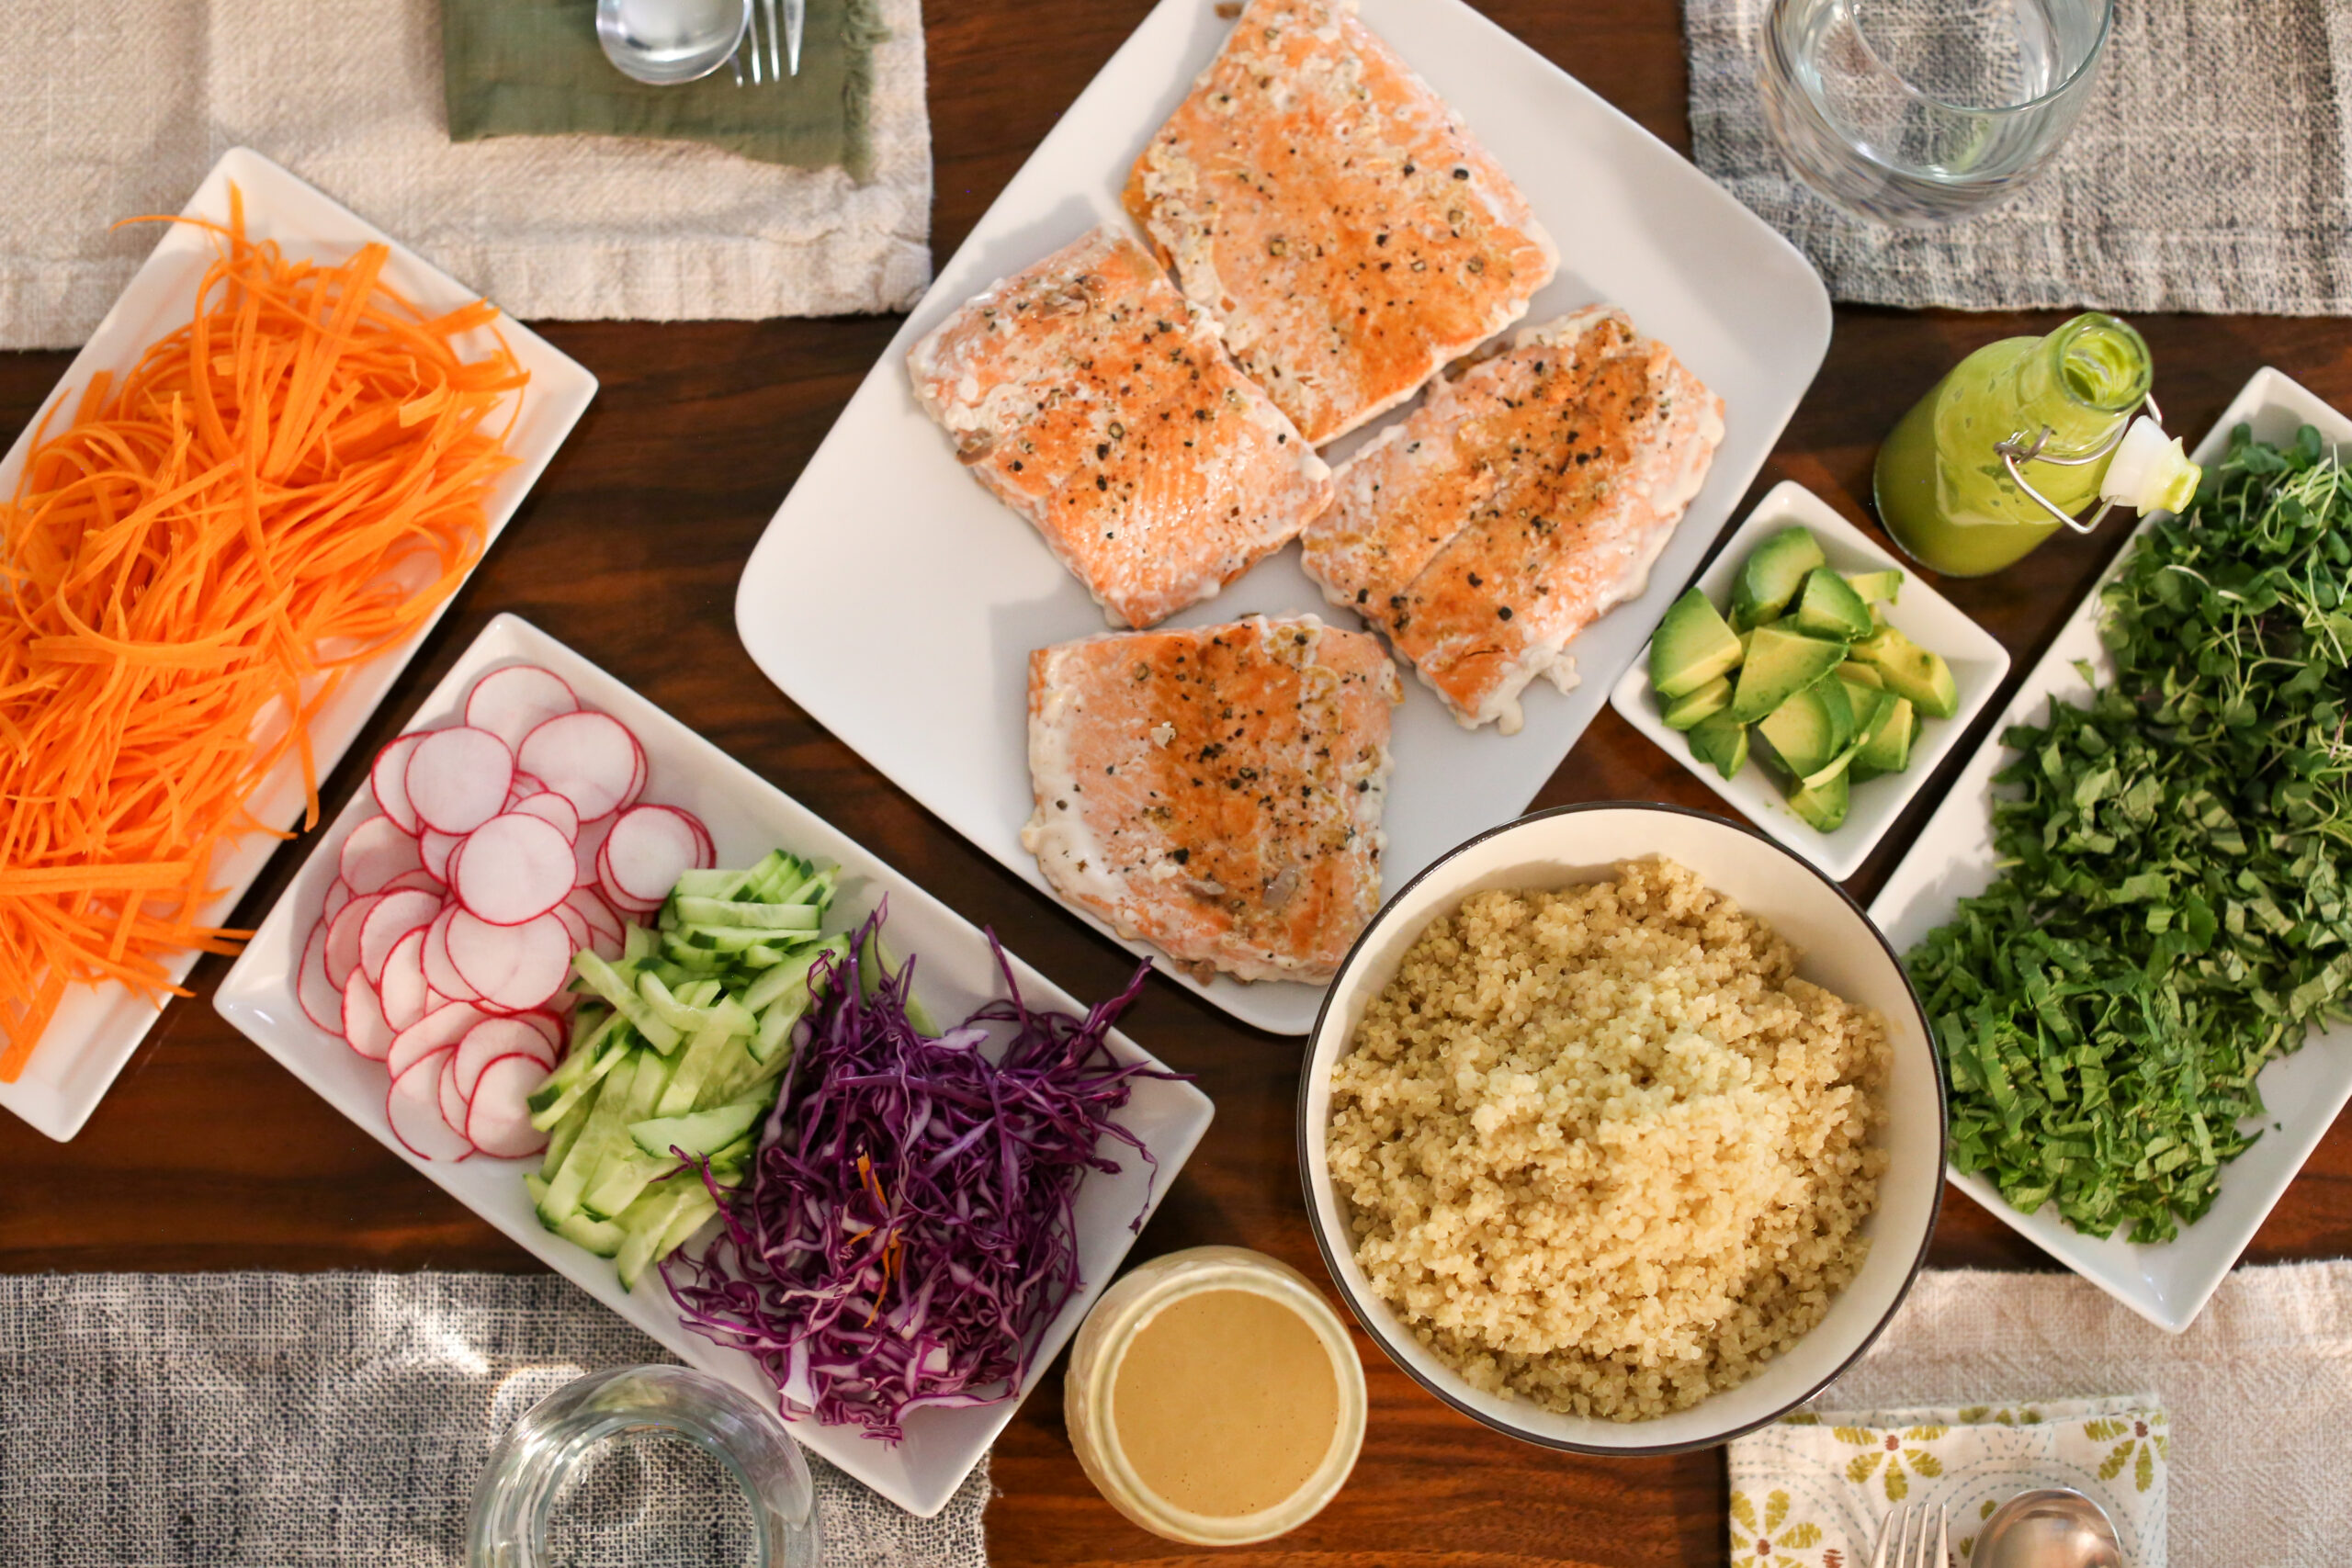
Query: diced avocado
1785,768,1850,832
1686,711,1748,781
1844,568,1904,604
1728,626,1848,724
1838,660,1883,690
1757,684,1844,777
1851,624,1960,718
1839,682,1889,735
1649,587,1746,699
1853,694,1916,779
1663,675,1733,731
1729,526,1828,630
1793,568,1874,642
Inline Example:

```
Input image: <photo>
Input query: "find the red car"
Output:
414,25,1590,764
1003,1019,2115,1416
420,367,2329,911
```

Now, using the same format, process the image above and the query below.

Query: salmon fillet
907,225,1330,630
1124,0,1558,447
1302,307,1725,733
1022,614,1402,985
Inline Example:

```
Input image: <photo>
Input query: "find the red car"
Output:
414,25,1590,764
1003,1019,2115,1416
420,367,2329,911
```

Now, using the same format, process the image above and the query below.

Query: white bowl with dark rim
1296,803,1944,1454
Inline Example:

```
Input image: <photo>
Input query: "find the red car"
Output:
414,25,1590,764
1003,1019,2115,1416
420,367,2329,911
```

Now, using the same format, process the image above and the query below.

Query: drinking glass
1756,0,2114,227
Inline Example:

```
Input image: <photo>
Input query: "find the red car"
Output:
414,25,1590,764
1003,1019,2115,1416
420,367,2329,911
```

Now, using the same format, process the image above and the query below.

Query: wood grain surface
5,2,2351,1563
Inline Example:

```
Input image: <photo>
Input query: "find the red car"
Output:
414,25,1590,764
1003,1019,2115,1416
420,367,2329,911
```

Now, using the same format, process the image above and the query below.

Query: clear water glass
467,1365,820,1568
1756,0,2115,227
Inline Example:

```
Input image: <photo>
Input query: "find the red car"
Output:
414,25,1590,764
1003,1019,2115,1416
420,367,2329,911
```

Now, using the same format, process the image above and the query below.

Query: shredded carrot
0,186,526,1080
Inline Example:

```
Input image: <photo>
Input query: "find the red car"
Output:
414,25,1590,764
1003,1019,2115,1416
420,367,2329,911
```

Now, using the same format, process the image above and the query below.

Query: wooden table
5,2,2350,1562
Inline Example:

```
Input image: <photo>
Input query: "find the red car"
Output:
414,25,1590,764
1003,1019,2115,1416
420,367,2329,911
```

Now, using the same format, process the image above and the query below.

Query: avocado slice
1844,568,1904,604
1729,526,1827,631
1839,682,1890,743
1648,587,1744,699
1686,711,1748,781
1785,768,1851,832
1850,624,1960,718
1728,626,1848,724
1663,675,1734,731
1838,660,1883,689
1850,694,1917,781
1756,682,1849,779
1793,568,1874,642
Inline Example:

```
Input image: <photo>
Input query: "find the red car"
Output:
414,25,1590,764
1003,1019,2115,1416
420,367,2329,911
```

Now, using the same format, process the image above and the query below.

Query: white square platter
1871,367,2350,1333
1609,480,2011,881
734,0,1833,1034
212,614,1216,1517
0,147,597,1142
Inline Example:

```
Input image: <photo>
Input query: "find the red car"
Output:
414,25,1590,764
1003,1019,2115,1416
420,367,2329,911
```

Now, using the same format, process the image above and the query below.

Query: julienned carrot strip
0,185,527,1082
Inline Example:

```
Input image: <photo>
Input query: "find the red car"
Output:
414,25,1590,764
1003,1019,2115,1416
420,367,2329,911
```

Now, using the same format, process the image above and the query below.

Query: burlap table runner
0,1271,989,1567
1684,0,2352,312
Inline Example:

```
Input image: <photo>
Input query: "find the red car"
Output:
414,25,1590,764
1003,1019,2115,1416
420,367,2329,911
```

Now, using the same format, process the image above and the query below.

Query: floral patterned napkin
1727,1395,2167,1566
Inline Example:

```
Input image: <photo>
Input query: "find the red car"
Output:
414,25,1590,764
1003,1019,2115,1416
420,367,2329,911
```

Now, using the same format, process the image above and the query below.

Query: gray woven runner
0,1273,989,1568
1685,0,2352,312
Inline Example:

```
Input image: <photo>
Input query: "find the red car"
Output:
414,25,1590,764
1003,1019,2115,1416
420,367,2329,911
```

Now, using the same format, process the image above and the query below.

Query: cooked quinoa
1326,858,1887,1421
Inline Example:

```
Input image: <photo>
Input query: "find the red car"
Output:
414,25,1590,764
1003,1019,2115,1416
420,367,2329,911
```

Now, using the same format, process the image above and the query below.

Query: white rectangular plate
1871,367,2350,1333
0,147,596,1143
735,0,1831,1034
1610,480,2010,882
213,615,1216,1517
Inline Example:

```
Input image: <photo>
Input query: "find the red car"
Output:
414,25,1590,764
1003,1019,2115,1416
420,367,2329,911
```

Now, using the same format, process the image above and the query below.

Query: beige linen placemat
0,0,931,351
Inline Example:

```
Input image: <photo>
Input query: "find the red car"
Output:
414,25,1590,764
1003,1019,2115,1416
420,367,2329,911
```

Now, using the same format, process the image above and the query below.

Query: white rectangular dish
0,147,597,1143
1871,367,2350,1334
212,614,1216,1517
735,0,1832,1034
1610,480,2010,882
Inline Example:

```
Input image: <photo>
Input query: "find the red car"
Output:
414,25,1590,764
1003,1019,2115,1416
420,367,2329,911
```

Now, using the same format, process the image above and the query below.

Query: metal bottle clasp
1993,390,2163,536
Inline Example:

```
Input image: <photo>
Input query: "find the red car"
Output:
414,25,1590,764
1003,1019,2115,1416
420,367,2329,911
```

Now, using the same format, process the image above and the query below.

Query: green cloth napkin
441,0,887,182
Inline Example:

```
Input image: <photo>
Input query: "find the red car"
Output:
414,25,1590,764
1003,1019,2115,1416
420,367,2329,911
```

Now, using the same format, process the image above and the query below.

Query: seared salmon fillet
1124,0,1558,446
907,225,1330,629
1303,306,1724,733
1023,614,1401,985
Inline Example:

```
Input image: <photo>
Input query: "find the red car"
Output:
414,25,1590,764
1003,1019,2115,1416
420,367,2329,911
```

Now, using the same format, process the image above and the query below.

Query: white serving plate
213,615,1216,1517
1609,480,2010,881
1871,367,2350,1334
735,0,1832,1034
0,148,596,1143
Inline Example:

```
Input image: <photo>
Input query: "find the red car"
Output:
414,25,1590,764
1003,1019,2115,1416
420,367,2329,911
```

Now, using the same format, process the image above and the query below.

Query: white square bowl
212,614,1216,1517
1871,367,2352,1333
1609,481,2010,882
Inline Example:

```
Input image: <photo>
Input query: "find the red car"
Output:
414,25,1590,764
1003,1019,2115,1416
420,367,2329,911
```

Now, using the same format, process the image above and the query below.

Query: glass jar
466,1364,820,1568
1872,311,2154,577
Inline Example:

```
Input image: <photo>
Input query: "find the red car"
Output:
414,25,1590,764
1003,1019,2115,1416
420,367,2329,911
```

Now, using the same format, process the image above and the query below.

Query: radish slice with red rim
370,733,430,835
551,899,592,954
381,867,447,895
518,712,641,823
447,909,573,1013
405,727,515,835
388,1049,470,1161
379,929,430,1032
298,923,341,1032
422,906,474,1001
455,1018,557,1099
511,791,581,843
599,805,707,908
359,889,445,987
595,840,662,917
466,665,580,752
343,971,394,1061
572,818,614,889
322,878,356,925
341,816,423,896
438,1053,471,1138
420,829,463,884
511,1010,566,1055
466,1054,553,1159
325,893,386,992
565,886,625,941
389,1002,488,1079
454,813,577,927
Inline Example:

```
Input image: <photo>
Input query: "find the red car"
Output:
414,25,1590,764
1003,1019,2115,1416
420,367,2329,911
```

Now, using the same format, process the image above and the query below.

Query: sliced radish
298,923,341,1032
454,813,577,927
467,665,580,751
447,908,573,1013
511,791,581,843
599,805,710,908
573,817,614,889
454,1017,557,1099
595,839,662,916
423,905,476,1001
438,1053,472,1139
424,986,457,1015
405,727,515,835
551,899,592,954
325,892,387,992
389,1001,488,1079
421,829,463,884
343,971,393,1061
388,1050,470,1161
382,867,447,895
379,928,430,1032
322,877,355,925
506,772,548,809
359,889,445,987
466,1053,554,1159
518,712,641,822
565,886,625,942
370,732,430,835
512,1010,566,1055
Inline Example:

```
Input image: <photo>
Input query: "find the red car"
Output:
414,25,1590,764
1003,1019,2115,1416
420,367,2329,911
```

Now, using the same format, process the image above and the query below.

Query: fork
1871,1504,1951,1568
731,0,802,82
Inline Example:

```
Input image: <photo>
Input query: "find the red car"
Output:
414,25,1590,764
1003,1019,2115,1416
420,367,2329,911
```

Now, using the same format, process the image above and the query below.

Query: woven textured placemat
0,1271,989,1567
1685,0,2352,312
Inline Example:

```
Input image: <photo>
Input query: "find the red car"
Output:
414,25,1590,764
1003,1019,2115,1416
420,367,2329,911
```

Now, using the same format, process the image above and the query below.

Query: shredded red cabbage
662,908,1173,1443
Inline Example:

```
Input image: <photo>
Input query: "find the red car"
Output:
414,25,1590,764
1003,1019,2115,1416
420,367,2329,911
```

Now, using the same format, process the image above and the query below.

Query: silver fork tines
735,0,797,82
1871,1505,1951,1568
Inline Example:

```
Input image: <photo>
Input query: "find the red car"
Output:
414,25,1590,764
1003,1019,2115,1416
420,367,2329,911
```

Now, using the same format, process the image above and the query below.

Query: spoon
595,0,751,85
1971,1488,2123,1568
